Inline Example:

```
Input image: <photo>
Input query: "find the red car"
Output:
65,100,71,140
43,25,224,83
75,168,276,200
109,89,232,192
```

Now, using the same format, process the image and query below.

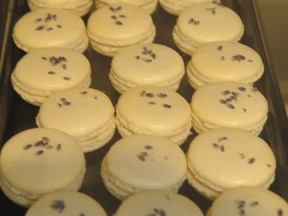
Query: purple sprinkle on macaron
23,144,32,150
217,45,223,51
278,209,283,216
157,93,167,98
248,157,256,164
145,145,153,150
138,152,148,161
188,18,200,25
51,200,65,213
162,104,172,109
36,150,44,156
48,71,56,75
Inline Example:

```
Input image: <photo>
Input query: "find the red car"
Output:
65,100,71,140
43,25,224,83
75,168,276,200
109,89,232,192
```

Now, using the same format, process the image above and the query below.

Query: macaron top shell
176,2,244,43
208,187,288,216
13,8,87,52
25,191,107,216
191,41,264,83
12,48,91,91
187,128,276,189
87,5,155,41
28,0,92,7
116,85,191,136
111,43,184,85
95,0,158,14
103,135,187,190
114,190,203,216
190,81,268,129
0,128,85,195
36,88,114,138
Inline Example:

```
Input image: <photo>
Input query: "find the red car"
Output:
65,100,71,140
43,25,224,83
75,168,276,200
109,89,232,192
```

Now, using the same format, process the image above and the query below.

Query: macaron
25,191,107,216
11,47,91,106
159,0,221,16
190,81,268,135
186,128,276,200
95,0,158,14
172,2,244,55
109,43,185,93
101,135,187,200
207,186,288,216
114,190,204,216
115,85,192,145
87,4,156,57
36,87,115,153
186,41,264,89
0,128,86,207
27,0,93,17
13,8,89,52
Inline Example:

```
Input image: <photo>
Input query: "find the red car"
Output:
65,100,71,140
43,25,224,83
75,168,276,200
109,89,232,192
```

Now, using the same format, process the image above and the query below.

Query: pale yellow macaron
11,47,91,106
95,0,158,14
87,4,156,57
0,128,86,207
27,0,93,17
159,0,221,16
207,186,288,216
109,43,185,93
101,135,187,200
190,81,268,135
114,190,204,216
115,85,192,145
172,2,244,55
186,128,276,200
186,41,264,89
13,8,89,52
36,88,115,153
25,191,107,216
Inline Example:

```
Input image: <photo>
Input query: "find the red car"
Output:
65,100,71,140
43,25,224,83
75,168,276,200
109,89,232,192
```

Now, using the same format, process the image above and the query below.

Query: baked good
172,2,244,55
190,81,268,135
87,4,156,57
114,190,204,216
101,135,187,200
25,191,107,216
207,186,288,216
27,0,93,17
0,128,86,207
159,0,221,16
11,47,91,106
109,43,185,93
36,87,115,153
95,0,158,14
115,85,192,145
186,128,276,200
13,8,89,52
186,41,264,89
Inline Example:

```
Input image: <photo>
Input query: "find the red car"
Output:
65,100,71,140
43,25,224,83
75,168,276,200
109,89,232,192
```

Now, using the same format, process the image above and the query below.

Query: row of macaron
20,187,288,216
26,0,223,17
22,187,288,215
13,1,244,58
9,81,269,153
11,39,264,106
0,126,284,215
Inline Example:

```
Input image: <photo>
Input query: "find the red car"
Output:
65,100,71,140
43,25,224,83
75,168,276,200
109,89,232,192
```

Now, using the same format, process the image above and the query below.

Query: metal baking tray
1,0,288,215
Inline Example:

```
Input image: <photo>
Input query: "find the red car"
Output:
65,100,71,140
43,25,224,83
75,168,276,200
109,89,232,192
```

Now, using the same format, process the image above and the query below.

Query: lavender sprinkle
217,45,223,51
23,144,32,150
138,152,148,161
162,104,172,109
51,200,65,213
248,157,256,164
36,150,44,155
